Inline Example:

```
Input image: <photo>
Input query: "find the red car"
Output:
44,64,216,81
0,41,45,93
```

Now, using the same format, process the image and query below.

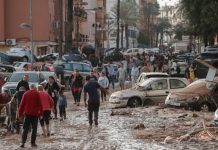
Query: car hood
169,78,218,101
2,82,38,89
111,88,144,98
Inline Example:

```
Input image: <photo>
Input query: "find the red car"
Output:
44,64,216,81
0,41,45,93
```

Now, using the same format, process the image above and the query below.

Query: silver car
109,77,189,108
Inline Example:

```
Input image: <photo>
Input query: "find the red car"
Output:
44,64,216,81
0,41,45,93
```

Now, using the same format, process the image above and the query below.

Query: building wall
0,0,5,42
1,0,51,42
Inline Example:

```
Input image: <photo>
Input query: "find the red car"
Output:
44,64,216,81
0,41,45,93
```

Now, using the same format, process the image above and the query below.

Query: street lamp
20,0,33,67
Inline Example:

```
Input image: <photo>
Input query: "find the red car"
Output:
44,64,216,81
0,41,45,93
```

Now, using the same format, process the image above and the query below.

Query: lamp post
20,0,33,67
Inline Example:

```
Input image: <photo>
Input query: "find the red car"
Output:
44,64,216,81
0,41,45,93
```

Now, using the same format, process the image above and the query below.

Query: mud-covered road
0,87,218,150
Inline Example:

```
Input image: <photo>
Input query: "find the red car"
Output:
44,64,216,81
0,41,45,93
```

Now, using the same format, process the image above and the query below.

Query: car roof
140,72,169,76
0,64,14,68
12,71,41,74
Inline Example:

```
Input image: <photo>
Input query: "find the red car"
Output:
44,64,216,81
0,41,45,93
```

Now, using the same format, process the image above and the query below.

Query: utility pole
58,0,63,58
116,0,120,50
65,0,73,52
29,0,33,67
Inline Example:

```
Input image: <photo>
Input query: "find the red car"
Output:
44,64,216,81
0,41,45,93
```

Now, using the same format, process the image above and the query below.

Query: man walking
16,75,30,91
17,84,43,148
84,75,101,127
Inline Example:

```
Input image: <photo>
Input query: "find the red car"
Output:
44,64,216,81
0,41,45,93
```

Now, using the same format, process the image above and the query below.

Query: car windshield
9,73,39,82
135,79,152,90
42,72,55,81
14,63,21,67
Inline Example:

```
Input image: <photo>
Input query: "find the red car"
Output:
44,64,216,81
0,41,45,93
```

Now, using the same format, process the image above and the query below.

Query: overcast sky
157,0,180,6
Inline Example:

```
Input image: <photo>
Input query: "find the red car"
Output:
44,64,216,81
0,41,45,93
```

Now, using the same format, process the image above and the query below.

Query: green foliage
180,0,218,45
137,31,149,45
111,0,138,25
143,2,160,17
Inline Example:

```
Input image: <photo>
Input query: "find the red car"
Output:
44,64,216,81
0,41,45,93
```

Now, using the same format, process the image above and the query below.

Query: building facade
0,0,59,55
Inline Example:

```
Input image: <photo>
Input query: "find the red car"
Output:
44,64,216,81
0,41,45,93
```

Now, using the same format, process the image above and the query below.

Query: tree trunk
147,14,151,48
116,0,120,50
58,0,63,58
121,25,124,48
125,24,129,48
65,0,73,52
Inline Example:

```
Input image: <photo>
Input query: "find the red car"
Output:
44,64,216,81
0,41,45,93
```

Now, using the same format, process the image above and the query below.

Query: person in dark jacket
84,75,101,127
16,75,30,91
17,84,43,148
44,76,60,119
69,70,83,106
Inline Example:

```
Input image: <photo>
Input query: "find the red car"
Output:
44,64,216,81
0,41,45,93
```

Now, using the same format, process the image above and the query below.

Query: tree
111,0,139,49
143,2,159,47
156,17,171,47
180,0,218,46
137,31,149,46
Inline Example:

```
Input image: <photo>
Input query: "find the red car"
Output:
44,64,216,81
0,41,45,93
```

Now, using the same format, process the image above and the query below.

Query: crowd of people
0,51,200,148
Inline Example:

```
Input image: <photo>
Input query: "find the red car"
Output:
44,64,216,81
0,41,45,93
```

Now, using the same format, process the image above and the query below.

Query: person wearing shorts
38,85,54,136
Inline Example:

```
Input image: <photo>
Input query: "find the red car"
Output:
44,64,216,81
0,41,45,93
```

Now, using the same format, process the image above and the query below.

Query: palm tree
111,0,139,48
143,2,159,47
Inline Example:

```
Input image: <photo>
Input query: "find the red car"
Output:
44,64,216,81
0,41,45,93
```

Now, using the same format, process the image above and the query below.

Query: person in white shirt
98,71,109,102
131,65,139,87
117,63,127,90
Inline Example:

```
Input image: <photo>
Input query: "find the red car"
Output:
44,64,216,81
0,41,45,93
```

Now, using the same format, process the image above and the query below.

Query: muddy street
0,88,218,150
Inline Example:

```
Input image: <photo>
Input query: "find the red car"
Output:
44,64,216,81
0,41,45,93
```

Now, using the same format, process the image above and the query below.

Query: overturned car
165,77,218,111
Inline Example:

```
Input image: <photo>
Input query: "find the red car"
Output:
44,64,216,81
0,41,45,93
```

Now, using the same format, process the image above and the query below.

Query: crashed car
109,77,189,108
165,77,218,111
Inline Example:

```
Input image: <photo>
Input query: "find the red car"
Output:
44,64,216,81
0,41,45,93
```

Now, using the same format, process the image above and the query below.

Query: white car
6,47,33,62
136,72,169,85
122,48,145,56
13,62,31,71
109,77,189,108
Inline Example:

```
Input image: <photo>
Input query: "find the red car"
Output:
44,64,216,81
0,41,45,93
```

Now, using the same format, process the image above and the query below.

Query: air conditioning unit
6,39,16,46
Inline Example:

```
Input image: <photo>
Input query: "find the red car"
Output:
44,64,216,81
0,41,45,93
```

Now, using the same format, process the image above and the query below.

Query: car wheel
22,56,28,62
199,102,210,112
128,97,141,108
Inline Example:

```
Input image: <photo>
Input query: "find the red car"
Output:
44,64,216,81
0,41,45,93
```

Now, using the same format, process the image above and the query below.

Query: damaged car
165,77,218,111
109,77,189,108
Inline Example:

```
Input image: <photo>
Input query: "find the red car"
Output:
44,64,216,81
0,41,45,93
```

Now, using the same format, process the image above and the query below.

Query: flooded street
0,86,218,150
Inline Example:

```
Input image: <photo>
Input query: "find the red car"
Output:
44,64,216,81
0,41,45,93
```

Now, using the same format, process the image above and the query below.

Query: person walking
107,62,116,89
98,71,109,102
117,63,127,90
70,70,84,106
131,65,139,87
58,90,67,121
38,85,54,137
17,84,43,148
44,76,60,119
84,75,101,127
16,75,30,91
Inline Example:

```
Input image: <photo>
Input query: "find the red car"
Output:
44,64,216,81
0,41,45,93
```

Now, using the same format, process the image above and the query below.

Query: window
127,50,132,53
83,64,91,72
170,79,186,89
73,63,83,72
150,79,168,90
9,73,39,83
134,49,139,53
63,63,72,71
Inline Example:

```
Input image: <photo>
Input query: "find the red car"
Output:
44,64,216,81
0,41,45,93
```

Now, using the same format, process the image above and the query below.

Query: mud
0,86,218,149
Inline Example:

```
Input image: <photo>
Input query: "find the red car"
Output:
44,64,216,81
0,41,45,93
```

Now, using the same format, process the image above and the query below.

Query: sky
157,0,180,6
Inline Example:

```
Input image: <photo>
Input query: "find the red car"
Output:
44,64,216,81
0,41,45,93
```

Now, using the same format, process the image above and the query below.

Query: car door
169,79,187,93
146,79,169,103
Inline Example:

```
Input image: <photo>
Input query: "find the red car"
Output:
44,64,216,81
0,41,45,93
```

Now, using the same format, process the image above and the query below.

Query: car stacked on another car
109,77,189,108
165,77,218,111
